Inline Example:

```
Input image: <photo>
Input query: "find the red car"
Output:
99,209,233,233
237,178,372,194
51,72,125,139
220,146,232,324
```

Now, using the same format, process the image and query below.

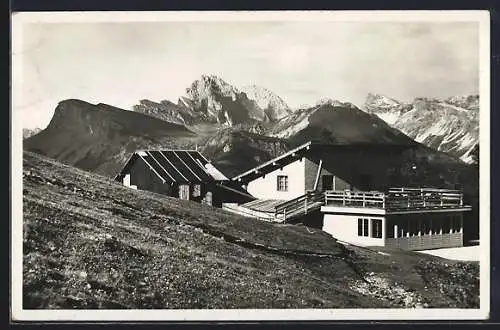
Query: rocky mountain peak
315,98,358,109
240,84,292,121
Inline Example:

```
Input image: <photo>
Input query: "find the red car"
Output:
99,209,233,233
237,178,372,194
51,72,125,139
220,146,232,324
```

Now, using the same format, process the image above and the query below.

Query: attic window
277,175,288,192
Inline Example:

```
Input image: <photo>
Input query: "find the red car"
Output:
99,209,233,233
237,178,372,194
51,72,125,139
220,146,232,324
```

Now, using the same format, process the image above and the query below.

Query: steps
274,191,325,222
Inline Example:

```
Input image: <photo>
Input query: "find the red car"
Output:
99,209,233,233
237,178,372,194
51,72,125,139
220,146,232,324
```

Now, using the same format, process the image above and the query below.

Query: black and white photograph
11,10,490,321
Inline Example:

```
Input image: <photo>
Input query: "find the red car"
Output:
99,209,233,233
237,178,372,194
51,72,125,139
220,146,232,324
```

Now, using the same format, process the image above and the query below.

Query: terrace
324,187,469,212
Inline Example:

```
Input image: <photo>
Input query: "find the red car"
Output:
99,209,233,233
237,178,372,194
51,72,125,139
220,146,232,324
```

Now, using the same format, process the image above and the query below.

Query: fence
324,188,464,210
274,190,325,222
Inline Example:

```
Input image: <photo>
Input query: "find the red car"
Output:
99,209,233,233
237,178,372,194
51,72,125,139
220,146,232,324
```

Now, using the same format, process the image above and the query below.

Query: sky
13,16,480,129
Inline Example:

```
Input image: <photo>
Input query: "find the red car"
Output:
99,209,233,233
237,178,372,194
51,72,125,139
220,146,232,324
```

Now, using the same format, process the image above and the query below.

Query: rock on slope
363,94,479,163
22,150,479,309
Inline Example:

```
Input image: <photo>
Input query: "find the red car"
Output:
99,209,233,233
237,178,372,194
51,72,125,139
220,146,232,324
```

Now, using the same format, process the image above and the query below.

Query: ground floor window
409,218,419,237
358,218,382,238
192,184,201,197
451,215,462,233
372,219,382,238
179,184,190,200
387,213,463,238
358,218,369,237
431,217,442,235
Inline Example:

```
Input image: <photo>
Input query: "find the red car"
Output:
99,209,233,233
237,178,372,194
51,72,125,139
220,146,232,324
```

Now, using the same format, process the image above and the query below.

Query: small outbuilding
114,149,234,207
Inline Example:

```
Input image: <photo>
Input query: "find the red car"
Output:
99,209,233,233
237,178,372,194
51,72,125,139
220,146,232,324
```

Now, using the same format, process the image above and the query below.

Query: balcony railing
324,187,465,211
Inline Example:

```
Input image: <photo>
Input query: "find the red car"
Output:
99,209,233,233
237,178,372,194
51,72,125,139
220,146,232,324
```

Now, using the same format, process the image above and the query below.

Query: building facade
114,150,231,207
234,142,354,201
321,188,470,250
229,142,472,251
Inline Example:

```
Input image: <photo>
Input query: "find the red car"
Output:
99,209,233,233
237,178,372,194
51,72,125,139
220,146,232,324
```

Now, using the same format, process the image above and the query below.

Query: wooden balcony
324,187,468,212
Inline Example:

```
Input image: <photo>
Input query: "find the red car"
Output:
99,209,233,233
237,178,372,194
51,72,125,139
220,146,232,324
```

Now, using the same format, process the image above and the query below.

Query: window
371,219,383,238
399,218,409,238
358,218,369,237
431,217,442,235
178,184,190,200
443,216,451,234
277,175,288,191
409,217,419,237
452,215,462,233
421,218,431,235
322,175,334,191
192,184,201,197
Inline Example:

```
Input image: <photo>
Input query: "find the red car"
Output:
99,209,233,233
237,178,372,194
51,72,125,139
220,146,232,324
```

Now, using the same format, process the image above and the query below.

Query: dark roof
232,141,413,183
117,150,228,184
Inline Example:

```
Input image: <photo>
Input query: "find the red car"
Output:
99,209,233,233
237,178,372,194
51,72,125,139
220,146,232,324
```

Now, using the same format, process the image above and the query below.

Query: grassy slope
22,151,479,309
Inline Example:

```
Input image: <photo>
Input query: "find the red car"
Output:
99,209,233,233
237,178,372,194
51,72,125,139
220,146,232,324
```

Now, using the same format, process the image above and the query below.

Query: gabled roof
231,141,412,184
116,149,228,184
232,141,313,183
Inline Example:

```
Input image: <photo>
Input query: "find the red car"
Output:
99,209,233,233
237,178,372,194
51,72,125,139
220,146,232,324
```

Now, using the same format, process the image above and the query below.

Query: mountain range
23,74,480,181
22,74,480,246
20,74,481,309
132,75,292,128
363,93,479,163
129,75,478,164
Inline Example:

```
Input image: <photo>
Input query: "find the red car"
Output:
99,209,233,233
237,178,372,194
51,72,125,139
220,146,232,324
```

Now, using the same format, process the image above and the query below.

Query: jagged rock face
184,74,265,125
132,99,197,126
314,98,359,110
240,85,292,121
133,75,295,127
363,94,479,163
363,93,413,125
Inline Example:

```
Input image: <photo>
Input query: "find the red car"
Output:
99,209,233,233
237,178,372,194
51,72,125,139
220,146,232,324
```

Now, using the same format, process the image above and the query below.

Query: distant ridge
24,99,196,176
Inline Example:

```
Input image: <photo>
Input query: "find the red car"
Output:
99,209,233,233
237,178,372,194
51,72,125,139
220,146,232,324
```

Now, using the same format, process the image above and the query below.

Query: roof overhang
232,141,312,183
